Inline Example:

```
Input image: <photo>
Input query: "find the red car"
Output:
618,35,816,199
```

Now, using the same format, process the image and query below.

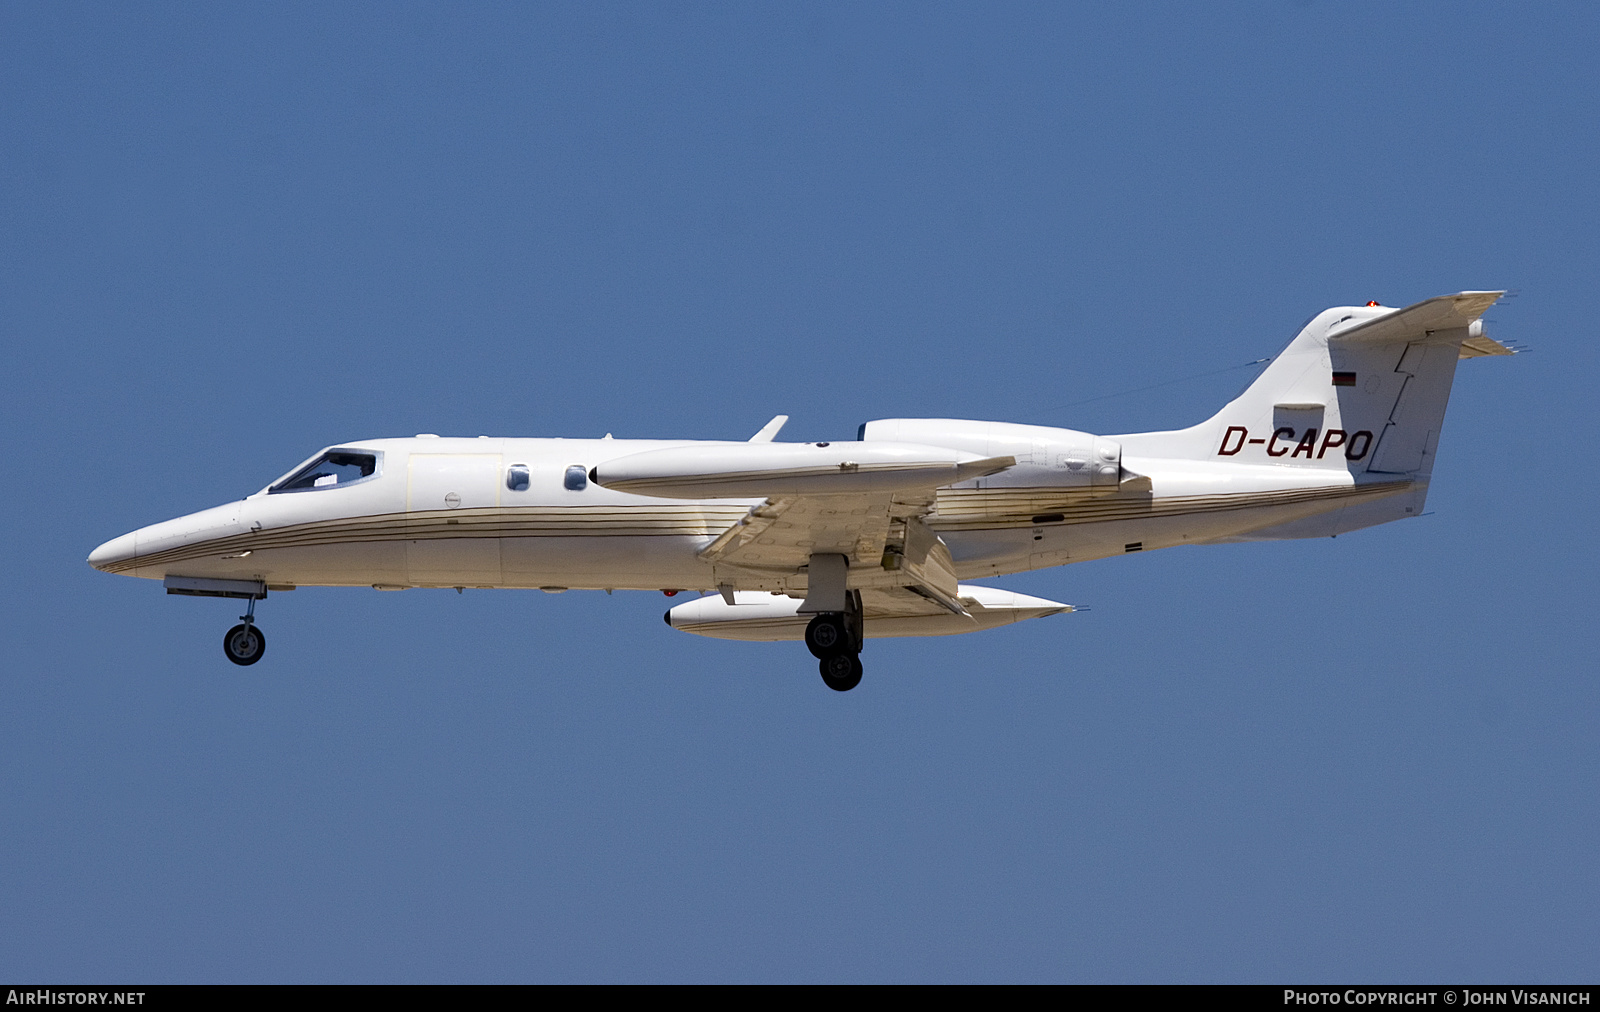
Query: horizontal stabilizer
1329,291,1503,345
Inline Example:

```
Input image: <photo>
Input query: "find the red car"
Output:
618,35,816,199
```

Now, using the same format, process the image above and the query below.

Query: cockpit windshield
270,450,379,493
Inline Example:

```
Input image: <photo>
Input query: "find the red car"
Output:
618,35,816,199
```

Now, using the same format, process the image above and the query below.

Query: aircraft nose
87,532,137,572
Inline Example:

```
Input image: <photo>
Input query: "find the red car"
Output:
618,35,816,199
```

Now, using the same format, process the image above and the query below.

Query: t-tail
1116,291,1513,538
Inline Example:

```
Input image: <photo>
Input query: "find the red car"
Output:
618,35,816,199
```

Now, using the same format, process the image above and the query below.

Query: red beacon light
1366,300,1382,307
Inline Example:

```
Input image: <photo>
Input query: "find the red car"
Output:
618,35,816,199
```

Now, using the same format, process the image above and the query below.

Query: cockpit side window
270,450,380,493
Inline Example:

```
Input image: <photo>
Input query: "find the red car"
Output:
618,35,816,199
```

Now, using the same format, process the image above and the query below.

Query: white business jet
89,293,1515,690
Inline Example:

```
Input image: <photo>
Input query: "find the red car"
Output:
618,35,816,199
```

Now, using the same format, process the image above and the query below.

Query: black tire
819,652,863,692
223,623,266,666
804,613,848,659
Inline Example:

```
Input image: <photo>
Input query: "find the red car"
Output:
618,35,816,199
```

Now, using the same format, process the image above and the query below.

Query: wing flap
896,516,965,614
699,493,898,572
701,493,967,612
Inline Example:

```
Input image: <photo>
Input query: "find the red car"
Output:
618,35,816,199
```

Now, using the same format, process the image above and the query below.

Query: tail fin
1118,292,1509,477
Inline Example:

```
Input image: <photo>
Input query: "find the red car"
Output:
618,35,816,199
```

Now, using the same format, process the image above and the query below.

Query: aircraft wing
698,492,968,615
592,439,1015,615
664,582,1075,641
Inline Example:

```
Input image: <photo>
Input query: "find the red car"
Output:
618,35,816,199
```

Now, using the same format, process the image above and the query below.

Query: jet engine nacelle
665,585,1073,641
592,440,1013,499
858,418,1122,488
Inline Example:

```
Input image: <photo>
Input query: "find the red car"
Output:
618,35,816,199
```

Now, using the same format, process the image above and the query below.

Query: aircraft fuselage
88,433,1417,594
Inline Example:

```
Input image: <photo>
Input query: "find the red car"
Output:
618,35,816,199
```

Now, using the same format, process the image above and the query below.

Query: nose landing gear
222,595,266,666
162,576,270,667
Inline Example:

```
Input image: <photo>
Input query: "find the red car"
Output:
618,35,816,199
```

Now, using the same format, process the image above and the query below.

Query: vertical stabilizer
1117,292,1505,480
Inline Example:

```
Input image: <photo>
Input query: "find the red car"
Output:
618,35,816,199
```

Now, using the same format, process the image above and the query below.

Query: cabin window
564,465,588,491
270,451,379,493
506,464,530,492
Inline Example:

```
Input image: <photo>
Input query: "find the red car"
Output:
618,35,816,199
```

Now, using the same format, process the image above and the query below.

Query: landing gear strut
223,595,266,666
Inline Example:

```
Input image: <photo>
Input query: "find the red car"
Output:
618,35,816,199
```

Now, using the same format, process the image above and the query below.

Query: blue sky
2,2,1596,982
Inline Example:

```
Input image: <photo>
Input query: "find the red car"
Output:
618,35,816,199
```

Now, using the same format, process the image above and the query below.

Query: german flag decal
1332,371,1357,387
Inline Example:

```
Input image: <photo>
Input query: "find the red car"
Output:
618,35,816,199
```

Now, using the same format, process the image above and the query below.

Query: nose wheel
224,623,266,665
222,595,266,666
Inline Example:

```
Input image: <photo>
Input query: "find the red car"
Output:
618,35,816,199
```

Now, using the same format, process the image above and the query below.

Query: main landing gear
223,594,266,666
804,591,864,692
799,555,864,691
